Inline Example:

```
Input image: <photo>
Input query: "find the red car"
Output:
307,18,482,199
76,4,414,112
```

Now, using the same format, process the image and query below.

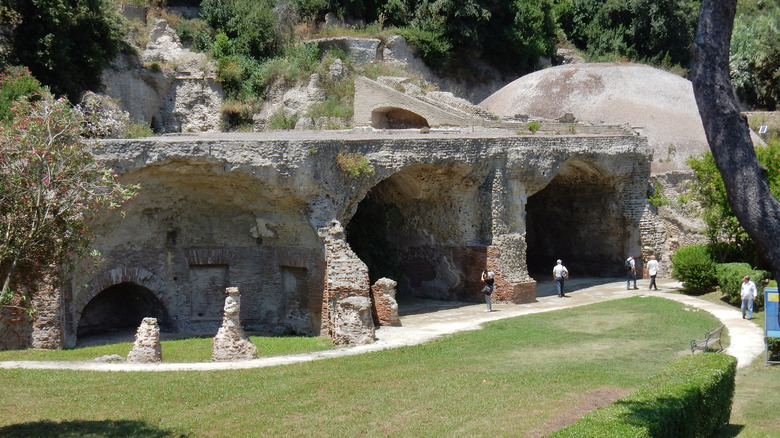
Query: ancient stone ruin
126,317,162,363
212,287,258,361
371,278,401,326
331,296,375,345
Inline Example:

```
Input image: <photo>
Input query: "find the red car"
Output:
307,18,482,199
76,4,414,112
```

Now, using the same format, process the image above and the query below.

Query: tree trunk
690,0,780,278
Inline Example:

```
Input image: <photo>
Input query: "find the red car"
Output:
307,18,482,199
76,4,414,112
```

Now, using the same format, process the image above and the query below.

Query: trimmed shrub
672,245,717,294
716,263,772,310
547,353,737,438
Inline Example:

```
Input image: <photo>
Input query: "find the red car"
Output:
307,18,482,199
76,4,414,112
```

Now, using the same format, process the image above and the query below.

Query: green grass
0,335,334,362
0,297,731,437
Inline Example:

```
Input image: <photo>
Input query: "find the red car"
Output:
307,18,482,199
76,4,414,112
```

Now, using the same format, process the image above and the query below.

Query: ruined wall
49,130,650,347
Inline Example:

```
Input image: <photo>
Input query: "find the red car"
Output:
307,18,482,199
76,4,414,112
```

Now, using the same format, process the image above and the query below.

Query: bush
0,66,44,123
716,263,772,310
549,353,737,438
672,245,717,294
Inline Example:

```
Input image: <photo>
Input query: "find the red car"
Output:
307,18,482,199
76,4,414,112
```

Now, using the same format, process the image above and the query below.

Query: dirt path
0,278,765,372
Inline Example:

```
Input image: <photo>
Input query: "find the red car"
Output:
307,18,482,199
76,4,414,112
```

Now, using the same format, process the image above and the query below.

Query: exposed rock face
371,278,400,326
332,296,375,345
102,19,222,133
127,317,162,363
212,287,258,361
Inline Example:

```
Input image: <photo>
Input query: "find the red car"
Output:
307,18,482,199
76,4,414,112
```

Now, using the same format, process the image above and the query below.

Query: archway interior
345,164,487,303
371,107,430,129
526,160,626,278
77,282,170,338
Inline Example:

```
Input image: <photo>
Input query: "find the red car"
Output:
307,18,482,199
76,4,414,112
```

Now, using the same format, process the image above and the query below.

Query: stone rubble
212,287,258,361
127,317,162,363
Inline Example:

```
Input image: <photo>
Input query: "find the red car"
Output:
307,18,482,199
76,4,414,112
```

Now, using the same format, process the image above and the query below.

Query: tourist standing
647,255,659,290
481,270,495,312
626,255,637,290
740,275,758,320
553,259,569,298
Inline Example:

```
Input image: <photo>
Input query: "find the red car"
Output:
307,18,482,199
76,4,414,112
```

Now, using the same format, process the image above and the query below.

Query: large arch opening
526,160,627,278
345,164,487,303
77,282,171,339
371,107,430,129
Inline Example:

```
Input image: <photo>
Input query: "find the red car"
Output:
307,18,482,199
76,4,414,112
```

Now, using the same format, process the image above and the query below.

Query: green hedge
547,353,737,438
671,245,717,294
715,263,771,310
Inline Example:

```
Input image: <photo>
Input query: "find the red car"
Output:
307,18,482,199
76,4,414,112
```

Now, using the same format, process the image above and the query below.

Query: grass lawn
0,295,769,437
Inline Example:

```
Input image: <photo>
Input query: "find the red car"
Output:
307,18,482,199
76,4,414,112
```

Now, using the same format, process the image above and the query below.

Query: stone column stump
332,296,375,345
371,278,400,326
127,317,162,363
212,287,258,361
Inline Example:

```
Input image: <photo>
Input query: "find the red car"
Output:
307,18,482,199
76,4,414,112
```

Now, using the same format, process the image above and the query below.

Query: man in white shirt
647,255,659,290
740,275,758,320
553,259,569,298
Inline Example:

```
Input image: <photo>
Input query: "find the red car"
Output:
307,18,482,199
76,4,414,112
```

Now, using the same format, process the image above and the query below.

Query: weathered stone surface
371,278,400,326
102,19,222,133
45,130,651,349
212,287,258,361
127,317,162,363
331,296,375,345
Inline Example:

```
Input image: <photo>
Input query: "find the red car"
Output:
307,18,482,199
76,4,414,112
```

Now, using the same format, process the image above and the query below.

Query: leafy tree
0,88,138,310
4,0,126,102
730,2,780,110
569,0,700,67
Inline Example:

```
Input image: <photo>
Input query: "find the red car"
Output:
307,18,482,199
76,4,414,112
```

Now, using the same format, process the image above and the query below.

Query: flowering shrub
0,90,138,308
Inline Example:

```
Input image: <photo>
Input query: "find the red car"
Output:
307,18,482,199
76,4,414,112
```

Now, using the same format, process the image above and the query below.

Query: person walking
481,270,495,312
626,255,638,290
553,259,569,298
647,255,659,290
740,275,758,320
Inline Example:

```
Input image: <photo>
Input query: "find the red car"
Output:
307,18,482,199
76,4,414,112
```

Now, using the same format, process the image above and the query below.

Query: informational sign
758,125,768,134
765,287,779,365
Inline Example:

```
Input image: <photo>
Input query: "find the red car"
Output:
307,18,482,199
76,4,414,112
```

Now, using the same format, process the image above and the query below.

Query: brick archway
77,267,167,319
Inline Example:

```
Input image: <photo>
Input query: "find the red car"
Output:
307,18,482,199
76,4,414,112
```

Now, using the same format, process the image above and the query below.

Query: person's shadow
0,420,184,437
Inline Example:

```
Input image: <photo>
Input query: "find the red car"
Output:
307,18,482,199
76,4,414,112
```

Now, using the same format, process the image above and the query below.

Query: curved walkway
0,279,765,372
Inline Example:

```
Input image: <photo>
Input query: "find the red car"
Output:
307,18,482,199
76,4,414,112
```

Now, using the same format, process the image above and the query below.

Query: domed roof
479,63,708,173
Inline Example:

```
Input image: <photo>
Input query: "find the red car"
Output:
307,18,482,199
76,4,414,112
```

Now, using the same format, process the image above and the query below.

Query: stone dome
479,63,708,173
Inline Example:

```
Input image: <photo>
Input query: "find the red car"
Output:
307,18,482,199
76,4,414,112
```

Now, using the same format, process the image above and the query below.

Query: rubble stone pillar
127,317,162,363
318,220,375,345
30,274,64,350
489,168,536,303
371,277,400,326
212,287,258,361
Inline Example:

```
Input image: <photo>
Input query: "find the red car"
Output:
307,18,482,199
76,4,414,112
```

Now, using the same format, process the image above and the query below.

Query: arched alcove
345,164,486,302
371,107,430,129
525,160,627,277
77,282,171,338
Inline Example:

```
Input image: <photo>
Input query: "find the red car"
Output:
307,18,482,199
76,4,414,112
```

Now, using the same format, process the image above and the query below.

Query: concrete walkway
0,278,765,372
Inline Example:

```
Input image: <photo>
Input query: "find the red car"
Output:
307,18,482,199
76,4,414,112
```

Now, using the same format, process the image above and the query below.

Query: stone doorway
77,282,171,339
525,159,628,278
345,163,486,302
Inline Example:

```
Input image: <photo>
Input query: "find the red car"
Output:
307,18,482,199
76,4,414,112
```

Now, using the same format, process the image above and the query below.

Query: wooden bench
690,325,724,354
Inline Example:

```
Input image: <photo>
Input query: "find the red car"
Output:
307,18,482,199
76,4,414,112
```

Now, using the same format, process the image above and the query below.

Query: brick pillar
318,220,374,345
30,275,64,350
488,167,536,303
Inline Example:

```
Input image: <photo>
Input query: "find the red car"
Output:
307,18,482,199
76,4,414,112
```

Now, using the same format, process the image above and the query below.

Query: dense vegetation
1,0,778,111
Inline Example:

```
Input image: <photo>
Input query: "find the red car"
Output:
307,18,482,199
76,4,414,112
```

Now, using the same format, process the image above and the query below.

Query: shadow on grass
0,419,186,437
713,423,745,437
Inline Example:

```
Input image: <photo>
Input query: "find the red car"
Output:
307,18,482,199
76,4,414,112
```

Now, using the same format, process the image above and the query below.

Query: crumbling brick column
488,167,536,303
30,275,64,350
371,277,400,326
331,296,375,345
127,317,162,363
212,287,258,361
318,220,374,345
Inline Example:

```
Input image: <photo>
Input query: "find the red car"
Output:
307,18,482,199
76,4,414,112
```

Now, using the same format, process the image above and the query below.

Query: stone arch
75,267,170,337
371,106,430,129
77,282,171,338
344,163,486,302
525,159,628,277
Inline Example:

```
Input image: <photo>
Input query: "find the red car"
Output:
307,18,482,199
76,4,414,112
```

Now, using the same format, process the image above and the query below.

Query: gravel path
0,279,765,372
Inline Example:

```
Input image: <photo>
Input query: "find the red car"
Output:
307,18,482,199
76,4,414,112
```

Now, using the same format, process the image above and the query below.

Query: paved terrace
0,278,764,372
